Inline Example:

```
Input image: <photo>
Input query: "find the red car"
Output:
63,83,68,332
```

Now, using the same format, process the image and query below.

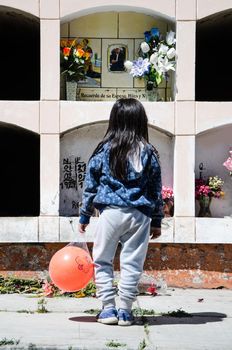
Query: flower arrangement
124,27,176,91
195,176,224,200
162,186,174,217
223,150,232,177
60,39,92,82
195,176,224,217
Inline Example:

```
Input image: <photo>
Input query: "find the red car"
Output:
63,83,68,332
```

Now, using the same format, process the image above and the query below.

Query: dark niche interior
0,123,40,216
196,10,232,101
0,6,40,100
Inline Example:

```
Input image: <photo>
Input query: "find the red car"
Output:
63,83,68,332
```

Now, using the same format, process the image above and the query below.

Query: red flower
147,283,157,296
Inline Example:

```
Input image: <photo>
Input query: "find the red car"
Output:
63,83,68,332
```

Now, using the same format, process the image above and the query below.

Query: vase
145,81,159,101
60,73,67,100
163,200,174,217
198,197,212,217
66,80,78,101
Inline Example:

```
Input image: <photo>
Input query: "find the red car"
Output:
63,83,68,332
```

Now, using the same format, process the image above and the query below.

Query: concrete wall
0,0,231,249
60,123,174,216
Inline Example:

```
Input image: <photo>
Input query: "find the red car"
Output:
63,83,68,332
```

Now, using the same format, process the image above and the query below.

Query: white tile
174,136,195,216
175,101,195,134
197,0,232,19
60,101,113,133
152,218,174,242
0,0,39,17
60,101,175,136
70,12,117,38
41,20,60,100
196,218,232,243
0,217,38,242
175,217,195,242
40,101,60,133
59,216,97,242
175,21,196,101
40,135,60,215
176,0,196,20
146,102,175,135
196,102,232,134
60,0,175,21
119,12,167,38
39,216,59,242
60,217,174,243
40,0,59,18
0,101,39,133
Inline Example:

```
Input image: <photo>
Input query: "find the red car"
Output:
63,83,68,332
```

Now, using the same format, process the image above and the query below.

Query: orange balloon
49,246,94,292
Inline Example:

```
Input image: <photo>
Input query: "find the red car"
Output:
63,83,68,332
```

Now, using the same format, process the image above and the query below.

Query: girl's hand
150,227,161,239
79,223,88,233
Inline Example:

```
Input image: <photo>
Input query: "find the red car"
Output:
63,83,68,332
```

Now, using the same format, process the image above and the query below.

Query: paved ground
0,288,232,350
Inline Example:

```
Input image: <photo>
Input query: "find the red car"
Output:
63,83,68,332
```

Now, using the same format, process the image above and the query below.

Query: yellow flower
220,191,225,197
76,48,85,58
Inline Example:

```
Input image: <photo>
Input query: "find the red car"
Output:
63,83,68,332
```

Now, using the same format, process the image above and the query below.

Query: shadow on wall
0,6,40,100
0,123,40,216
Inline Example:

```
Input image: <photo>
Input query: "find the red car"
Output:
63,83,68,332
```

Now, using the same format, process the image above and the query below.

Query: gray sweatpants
93,206,151,309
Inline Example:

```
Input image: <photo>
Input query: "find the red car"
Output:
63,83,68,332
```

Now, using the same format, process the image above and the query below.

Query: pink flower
42,280,54,297
162,186,174,200
223,152,232,172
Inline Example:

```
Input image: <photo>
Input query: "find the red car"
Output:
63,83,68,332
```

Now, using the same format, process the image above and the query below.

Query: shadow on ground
69,312,227,325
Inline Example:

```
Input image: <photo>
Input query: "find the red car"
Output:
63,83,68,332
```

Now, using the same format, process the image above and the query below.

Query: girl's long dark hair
91,98,149,180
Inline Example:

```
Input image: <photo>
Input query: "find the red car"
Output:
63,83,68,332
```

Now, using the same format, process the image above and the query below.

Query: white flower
167,48,176,59
158,56,175,73
159,44,169,55
166,31,176,46
140,42,150,53
124,60,133,70
150,52,159,64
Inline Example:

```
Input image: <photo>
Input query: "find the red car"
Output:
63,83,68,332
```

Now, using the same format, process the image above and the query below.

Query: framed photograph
108,45,128,72
102,39,133,88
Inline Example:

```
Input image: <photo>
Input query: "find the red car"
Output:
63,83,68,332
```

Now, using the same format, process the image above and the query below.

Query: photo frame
107,44,128,72
102,39,134,88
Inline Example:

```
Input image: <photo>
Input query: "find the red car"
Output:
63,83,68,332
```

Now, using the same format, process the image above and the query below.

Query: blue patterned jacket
79,142,164,227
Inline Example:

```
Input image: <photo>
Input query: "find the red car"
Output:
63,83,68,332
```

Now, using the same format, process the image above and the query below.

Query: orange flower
63,47,71,57
76,48,85,58
84,51,91,60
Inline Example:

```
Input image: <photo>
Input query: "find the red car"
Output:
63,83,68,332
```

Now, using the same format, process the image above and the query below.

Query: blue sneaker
118,309,134,326
96,308,118,325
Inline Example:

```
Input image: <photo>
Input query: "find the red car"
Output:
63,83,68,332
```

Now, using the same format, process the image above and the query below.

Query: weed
28,344,39,350
106,340,127,348
83,308,100,315
0,275,42,295
0,338,20,346
133,307,156,316
17,309,34,314
36,298,49,313
162,308,192,318
137,338,147,350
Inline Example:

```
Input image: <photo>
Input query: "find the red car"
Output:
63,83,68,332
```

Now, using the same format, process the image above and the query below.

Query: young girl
78,98,163,326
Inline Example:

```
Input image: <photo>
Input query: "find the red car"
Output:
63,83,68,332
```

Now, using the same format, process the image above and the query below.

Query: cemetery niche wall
195,124,232,218
60,11,175,102
60,122,174,216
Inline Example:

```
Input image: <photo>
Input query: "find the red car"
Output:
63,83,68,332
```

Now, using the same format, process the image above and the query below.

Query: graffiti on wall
60,155,87,215
60,156,87,191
